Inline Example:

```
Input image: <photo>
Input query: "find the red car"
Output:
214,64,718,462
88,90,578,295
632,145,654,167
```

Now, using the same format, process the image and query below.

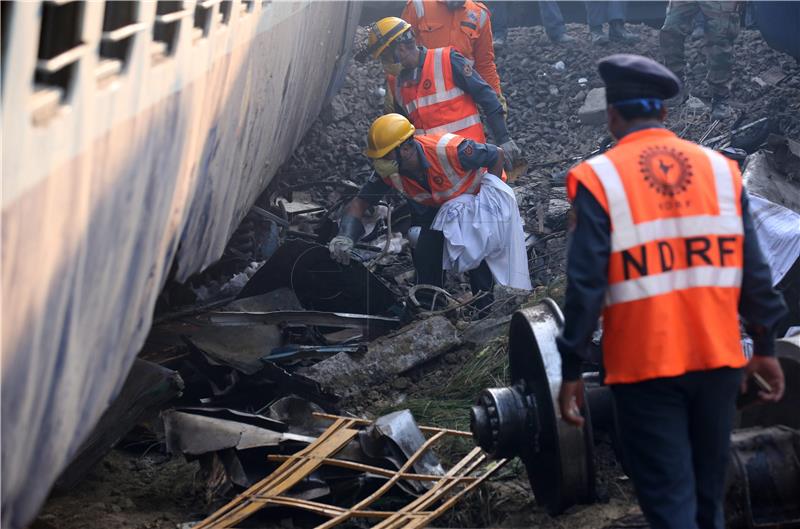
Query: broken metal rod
249,496,400,519
313,431,449,529
313,412,476,438
266,454,479,482
699,119,721,145
703,117,769,146
193,417,361,528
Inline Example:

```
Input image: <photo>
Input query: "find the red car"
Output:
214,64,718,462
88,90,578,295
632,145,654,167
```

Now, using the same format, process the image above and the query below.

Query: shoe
549,33,575,44
609,20,639,43
711,98,735,120
590,27,609,46
690,25,705,40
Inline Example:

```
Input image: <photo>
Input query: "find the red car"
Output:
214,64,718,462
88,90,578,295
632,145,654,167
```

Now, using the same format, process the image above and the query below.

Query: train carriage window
98,1,138,85
193,0,214,41
1,1,12,92
219,1,232,25
33,0,86,121
242,1,254,15
152,1,184,62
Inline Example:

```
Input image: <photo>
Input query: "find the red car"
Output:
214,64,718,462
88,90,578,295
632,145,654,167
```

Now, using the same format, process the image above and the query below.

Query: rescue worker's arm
556,182,611,381
739,189,787,401
329,176,391,264
472,7,503,96
555,182,610,427
449,49,509,144
456,139,503,176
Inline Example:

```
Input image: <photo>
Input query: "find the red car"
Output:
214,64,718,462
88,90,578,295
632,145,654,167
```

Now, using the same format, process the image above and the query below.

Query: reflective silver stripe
404,47,467,115
701,147,737,217
616,215,744,252
412,0,425,18
431,133,479,201
408,87,466,113
416,113,482,135
606,266,743,305
464,57,475,66
432,47,446,93
589,153,744,252
587,155,636,247
435,133,462,186
478,8,487,29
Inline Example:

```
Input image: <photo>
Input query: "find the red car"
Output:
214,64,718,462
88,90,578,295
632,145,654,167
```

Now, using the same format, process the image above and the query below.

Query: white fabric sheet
749,194,800,286
431,174,532,291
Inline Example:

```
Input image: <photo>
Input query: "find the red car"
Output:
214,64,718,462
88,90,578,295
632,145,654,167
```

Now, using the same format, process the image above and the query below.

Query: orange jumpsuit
401,0,502,96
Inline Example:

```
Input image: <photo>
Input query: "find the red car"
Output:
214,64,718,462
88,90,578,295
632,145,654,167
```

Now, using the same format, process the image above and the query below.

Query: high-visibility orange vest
381,133,483,206
394,47,486,142
567,128,747,384
401,0,502,95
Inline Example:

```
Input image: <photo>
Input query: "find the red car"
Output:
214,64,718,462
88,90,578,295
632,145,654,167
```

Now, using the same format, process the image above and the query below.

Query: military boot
590,26,609,46
609,20,639,43
666,79,688,108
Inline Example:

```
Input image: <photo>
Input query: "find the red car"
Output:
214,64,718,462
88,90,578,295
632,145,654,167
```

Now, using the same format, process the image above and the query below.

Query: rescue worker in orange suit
556,55,786,529
400,0,506,111
365,17,522,174
328,114,505,313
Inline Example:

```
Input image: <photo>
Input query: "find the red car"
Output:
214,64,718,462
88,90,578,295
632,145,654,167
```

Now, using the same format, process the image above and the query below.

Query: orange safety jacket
393,46,486,142
566,128,748,384
401,0,502,96
381,133,484,207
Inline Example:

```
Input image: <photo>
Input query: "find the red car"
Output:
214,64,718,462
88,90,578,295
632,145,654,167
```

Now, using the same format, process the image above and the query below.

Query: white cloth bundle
431,173,532,291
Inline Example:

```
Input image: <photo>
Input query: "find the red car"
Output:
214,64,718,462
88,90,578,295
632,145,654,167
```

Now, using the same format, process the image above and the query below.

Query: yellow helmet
364,114,416,159
367,17,413,59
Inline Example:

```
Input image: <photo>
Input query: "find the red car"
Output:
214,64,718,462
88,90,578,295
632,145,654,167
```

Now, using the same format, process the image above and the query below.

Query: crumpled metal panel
0,3,362,527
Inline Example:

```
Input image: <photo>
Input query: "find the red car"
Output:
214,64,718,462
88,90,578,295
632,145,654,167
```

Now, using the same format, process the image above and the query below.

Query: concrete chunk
578,87,607,125
298,316,461,397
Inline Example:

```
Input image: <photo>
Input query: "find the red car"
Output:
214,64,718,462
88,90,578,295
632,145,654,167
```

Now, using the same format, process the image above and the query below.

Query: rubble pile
279,23,800,186
36,19,800,529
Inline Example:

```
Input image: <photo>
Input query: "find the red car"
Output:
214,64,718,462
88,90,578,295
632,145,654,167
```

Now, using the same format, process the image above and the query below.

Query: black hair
612,98,664,120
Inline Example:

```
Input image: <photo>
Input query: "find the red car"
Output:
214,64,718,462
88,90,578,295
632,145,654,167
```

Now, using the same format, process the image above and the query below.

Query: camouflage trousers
660,1,741,99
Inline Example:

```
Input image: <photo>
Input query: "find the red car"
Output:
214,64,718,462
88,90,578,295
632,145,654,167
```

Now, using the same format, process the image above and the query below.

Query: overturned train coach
0,1,361,527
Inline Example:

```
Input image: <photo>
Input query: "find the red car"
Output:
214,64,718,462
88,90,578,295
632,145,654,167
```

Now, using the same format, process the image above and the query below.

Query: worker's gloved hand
373,158,399,179
328,235,355,265
500,139,522,172
497,92,508,115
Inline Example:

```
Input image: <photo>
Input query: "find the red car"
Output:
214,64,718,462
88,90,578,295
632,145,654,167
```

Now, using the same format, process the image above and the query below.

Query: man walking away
557,54,786,529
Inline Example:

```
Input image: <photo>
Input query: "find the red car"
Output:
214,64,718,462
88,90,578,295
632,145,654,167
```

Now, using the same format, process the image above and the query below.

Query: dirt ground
34,17,799,529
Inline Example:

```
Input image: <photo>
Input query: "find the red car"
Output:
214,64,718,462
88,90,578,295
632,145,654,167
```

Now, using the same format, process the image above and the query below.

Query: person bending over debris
329,113,530,316
660,0,741,120
556,54,786,529
365,17,523,174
